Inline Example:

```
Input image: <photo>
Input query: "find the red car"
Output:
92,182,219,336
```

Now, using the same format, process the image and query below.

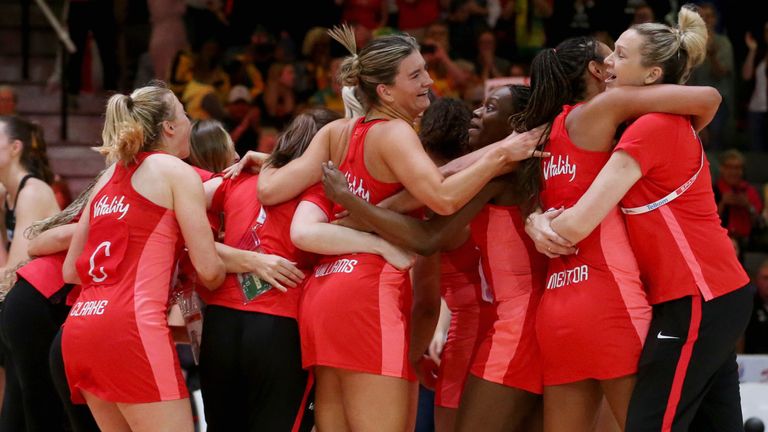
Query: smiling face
468,86,516,150
604,29,661,88
381,51,434,118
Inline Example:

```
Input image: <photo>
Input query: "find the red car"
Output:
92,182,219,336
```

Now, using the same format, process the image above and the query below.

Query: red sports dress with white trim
197,173,314,318
537,105,651,385
435,237,485,408
469,203,547,394
62,152,187,404
299,117,415,380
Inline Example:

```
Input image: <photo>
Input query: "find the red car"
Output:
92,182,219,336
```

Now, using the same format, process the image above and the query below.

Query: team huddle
0,4,751,432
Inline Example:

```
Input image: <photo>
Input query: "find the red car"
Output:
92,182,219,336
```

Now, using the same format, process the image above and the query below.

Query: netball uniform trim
435,238,483,408
298,118,415,380
537,104,651,386
620,129,704,215
63,152,187,404
469,204,546,394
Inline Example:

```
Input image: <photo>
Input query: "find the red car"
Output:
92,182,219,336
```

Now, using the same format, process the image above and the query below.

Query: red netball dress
299,117,415,380
435,237,484,408
62,152,188,403
469,203,547,394
537,105,651,386
196,173,315,318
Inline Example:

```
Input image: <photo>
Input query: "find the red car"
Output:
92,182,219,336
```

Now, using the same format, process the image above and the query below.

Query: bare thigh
82,389,131,432
338,369,417,432
456,374,541,432
594,398,622,432
599,374,636,431
435,406,457,432
117,398,193,432
543,380,602,432
314,366,350,432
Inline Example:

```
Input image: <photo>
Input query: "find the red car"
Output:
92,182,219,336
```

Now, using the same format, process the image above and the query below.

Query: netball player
61,82,225,432
0,115,60,430
534,6,750,431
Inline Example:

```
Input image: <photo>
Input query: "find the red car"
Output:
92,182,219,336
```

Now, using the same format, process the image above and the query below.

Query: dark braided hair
0,115,54,184
510,36,605,214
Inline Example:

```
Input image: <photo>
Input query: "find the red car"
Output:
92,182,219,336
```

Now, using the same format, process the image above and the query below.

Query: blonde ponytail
98,82,175,164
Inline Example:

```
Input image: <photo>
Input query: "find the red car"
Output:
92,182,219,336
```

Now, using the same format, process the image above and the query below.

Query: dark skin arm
321,162,504,256
409,253,442,389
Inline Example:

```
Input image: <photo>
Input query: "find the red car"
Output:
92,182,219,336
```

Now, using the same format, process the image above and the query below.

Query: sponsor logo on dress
543,155,577,182
69,300,109,317
344,172,370,202
546,264,589,289
93,195,130,220
314,258,358,277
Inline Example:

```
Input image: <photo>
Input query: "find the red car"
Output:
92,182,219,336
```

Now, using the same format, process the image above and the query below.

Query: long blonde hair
632,4,708,84
99,81,177,164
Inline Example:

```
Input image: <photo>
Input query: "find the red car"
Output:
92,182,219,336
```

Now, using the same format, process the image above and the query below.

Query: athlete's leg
314,366,350,432
198,305,247,431
49,329,100,432
81,390,131,432
688,352,743,432
455,374,540,432
338,369,418,432
600,374,636,430
542,380,602,432
626,288,752,432
594,398,621,432
117,399,194,432
434,406,457,432
242,314,308,431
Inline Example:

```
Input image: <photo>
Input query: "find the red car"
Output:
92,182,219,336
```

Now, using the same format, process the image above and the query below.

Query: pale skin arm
742,33,758,81
213,242,304,292
258,117,545,212
549,151,642,244
256,121,335,204
27,223,77,257
290,201,415,271
2,181,60,272
380,120,543,215
167,163,225,290
570,85,722,152
428,298,452,365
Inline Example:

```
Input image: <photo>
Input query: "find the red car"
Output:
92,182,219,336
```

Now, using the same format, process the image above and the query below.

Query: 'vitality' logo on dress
543,155,577,182
93,195,130,220
344,172,371,202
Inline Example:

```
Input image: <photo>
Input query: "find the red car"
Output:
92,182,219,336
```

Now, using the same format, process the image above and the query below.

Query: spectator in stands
224,85,261,157
169,50,228,121
475,30,511,81
0,86,17,116
421,37,468,98
396,0,441,41
147,0,188,82
259,63,297,130
309,58,345,115
715,150,764,249
297,27,333,101
66,0,118,95
743,21,768,152
448,0,489,59
689,3,735,150
336,0,389,31
195,40,231,104
631,2,656,25
744,260,768,353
